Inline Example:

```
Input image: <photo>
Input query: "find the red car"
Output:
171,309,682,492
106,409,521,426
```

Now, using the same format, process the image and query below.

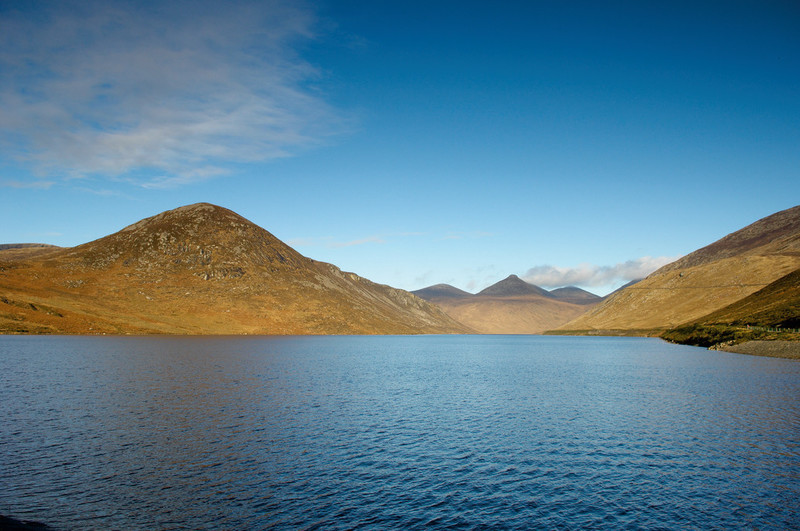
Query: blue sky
1,0,798,295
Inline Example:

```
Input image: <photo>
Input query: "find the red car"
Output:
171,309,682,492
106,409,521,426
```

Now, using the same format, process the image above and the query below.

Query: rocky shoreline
713,340,800,360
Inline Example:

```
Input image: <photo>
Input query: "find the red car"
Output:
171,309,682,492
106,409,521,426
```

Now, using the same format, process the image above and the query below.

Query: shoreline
713,340,800,360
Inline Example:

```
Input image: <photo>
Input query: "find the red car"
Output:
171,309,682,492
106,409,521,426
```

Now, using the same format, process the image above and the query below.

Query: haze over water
2,335,799,529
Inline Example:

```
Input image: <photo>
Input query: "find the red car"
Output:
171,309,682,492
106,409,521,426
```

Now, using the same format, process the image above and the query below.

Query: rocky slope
557,205,800,333
0,203,470,335
413,276,599,334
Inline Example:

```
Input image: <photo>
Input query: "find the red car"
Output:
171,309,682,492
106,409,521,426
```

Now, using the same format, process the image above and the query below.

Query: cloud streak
0,0,344,187
1,180,56,190
522,256,678,289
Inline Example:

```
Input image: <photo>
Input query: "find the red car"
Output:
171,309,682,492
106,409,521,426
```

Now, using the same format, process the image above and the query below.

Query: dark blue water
1,335,798,529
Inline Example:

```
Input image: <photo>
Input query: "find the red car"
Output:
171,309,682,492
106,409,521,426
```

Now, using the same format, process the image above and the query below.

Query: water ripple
1,335,799,529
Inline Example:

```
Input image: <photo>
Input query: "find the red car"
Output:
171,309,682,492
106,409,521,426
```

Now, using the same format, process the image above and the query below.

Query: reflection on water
1,335,799,529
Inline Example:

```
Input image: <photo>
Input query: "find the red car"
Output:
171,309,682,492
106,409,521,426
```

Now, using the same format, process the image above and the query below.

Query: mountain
477,275,552,297
0,203,470,335
549,286,602,305
660,267,800,348
411,283,472,300
414,276,599,334
685,267,800,329
557,205,800,333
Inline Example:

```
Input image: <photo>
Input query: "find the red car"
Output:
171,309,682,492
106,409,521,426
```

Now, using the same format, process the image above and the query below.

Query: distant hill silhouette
549,286,602,305
412,284,472,300
414,276,600,334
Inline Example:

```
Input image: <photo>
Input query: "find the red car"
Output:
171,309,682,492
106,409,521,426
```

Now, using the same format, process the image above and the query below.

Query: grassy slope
661,268,800,348
0,204,469,335
557,205,800,334
429,294,594,334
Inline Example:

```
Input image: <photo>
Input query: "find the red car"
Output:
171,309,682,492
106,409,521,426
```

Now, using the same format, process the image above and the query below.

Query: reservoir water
1,335,798,529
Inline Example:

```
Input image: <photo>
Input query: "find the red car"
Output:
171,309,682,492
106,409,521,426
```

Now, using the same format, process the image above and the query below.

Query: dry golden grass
559,205,800,333
429,295,594,334
0,204,469,335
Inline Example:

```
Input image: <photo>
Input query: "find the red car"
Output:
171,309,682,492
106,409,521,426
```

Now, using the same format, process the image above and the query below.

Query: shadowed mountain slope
412,284,472,300
557,205,800,332
549,286,602,305
0,203,470,335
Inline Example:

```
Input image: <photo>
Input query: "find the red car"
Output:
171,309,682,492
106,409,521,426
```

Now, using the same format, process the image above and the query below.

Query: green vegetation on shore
661,324,800,349
661,268,800,349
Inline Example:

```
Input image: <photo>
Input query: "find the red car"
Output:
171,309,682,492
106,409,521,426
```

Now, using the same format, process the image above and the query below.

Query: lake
1,335,798,529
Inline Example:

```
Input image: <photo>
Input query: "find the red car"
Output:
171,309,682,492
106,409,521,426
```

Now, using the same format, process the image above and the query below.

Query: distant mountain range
0,203,469,335
2,202,798,345
557,205,800,335
413,275,601,333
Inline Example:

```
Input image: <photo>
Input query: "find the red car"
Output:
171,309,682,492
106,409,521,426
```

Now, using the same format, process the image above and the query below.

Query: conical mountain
558,205,800,332
0,203,470,335
477,275,551,298
59,203,307,278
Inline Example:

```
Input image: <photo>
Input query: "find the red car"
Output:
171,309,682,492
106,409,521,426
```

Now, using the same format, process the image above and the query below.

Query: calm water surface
1,335,798,529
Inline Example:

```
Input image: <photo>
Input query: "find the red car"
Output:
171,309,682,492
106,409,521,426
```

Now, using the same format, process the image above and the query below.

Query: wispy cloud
522,256,678,288
0,0,345,188
1,179,56,190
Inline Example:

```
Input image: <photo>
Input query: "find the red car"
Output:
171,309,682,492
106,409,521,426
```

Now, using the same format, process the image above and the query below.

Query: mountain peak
549,286,601,305
63,202,305,278
1,203,469,335
412,284,472,300
478,275,551,298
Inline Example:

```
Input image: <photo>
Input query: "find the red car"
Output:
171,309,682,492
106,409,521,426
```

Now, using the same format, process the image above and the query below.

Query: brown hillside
683,267,800,329
0,244,62,261
415,277,597,334
661,205,800,271
431,294,595,334
558,205,800,332
0,203,469,335
659,268,800,356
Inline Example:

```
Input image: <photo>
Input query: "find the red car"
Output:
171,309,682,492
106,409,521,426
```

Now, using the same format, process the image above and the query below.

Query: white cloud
522,256,678,288
0,0,344,187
